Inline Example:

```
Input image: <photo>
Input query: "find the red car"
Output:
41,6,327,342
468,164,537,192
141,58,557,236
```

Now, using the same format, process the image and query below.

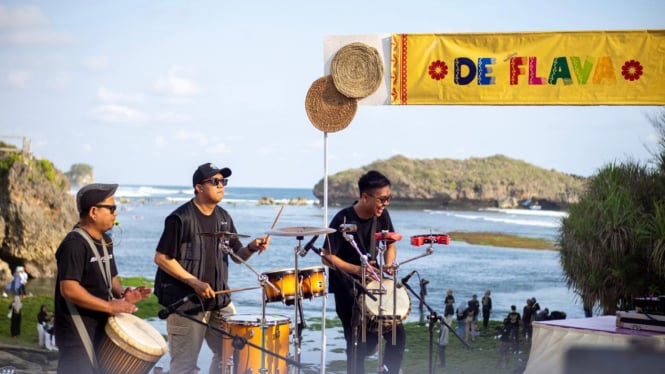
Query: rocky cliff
313,154,587,209
0,156,77,283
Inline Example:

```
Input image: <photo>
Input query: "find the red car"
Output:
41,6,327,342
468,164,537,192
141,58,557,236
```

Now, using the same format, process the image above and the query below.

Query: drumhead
106,313,168,357
363,279,411,321
223,314,290,326
298,266,325,274
262,268,297,276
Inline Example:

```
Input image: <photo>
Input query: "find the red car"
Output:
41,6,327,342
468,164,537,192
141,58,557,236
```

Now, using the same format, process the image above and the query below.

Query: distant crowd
433,288,566,370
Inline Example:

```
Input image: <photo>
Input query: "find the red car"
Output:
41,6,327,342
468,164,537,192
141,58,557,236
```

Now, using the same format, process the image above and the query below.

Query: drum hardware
398,272,470,374
264,226,336,374
170,309,301,374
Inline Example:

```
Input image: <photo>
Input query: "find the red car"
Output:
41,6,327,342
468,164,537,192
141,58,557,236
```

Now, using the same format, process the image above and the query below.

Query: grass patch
448,231,556,250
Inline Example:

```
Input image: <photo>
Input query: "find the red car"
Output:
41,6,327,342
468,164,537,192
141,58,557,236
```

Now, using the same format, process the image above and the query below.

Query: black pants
482,307,491,328
334,291,406,374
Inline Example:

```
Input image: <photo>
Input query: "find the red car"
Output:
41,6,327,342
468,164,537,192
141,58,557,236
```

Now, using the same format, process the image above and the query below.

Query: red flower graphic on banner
428,60,448,80
621,60,643,81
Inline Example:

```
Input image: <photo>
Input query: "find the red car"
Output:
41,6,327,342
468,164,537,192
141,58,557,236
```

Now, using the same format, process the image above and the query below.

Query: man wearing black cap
54,183,151,374
154,162,270,374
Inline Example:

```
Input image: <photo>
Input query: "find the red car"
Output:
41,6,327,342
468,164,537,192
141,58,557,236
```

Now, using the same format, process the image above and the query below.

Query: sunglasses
366,193,392,204
95,204,118,214
203,177,228,187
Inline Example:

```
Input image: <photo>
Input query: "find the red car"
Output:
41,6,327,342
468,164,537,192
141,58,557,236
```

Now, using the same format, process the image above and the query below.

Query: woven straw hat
305,76,357,133
330,42,384,99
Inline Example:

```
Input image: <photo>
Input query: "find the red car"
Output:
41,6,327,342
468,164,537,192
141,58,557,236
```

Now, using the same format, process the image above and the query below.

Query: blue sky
1,1,663,188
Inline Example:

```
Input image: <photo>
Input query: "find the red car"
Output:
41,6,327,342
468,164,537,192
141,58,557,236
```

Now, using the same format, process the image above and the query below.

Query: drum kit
110,219,451,374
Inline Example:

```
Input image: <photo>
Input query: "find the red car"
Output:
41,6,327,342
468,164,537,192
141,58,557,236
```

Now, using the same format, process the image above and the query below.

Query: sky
1,0,664,188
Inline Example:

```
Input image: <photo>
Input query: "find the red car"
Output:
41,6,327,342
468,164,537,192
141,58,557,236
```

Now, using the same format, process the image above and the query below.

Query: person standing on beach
9,294,22,337
482,289,492,330
321,170,406,374
154,162,270,374
54,183,151,374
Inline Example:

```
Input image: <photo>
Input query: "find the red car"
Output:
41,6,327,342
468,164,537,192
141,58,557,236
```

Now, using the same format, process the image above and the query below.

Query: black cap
76,183,119,214
192,162,232,186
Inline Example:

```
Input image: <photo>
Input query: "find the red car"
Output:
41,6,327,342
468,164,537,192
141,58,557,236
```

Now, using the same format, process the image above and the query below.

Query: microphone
158,294,196,319
299,235,319,257
398,270,417,288
339,224,357,233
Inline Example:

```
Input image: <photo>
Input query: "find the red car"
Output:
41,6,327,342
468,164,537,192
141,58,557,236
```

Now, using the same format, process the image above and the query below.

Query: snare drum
221,314,291,374
263,268,298,303
299,266,326,299
97,313,168,374
362,279,411,332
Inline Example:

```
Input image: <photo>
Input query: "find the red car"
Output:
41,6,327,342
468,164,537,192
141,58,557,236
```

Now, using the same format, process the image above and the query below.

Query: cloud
155,66,202,96
97,87,144,105
83,56,110,71
48,71,72,89
90,104,147,124
0,5,47,29
7,69,32,87
0,5,75,46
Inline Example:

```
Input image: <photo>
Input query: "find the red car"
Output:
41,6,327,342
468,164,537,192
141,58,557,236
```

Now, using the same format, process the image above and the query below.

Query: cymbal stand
373,232,401,373
343,231,382,345
292,235,306,374
221,240,280,374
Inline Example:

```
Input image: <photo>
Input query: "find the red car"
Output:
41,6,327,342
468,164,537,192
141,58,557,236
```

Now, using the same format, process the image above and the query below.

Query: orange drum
97,313,168,374
222,314,291,374
299,266,326,300
262,268,298,303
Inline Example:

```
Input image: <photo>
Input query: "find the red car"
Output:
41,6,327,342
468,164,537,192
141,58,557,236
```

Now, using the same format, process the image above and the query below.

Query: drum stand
219,240,281,374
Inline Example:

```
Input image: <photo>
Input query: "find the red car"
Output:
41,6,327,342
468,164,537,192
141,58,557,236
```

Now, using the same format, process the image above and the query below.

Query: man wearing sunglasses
321,170,406,374
154,162,270,374
54,183,151,374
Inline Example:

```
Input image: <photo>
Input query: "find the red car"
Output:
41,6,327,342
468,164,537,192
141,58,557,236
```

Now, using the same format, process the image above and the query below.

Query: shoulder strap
73,228,113,298
369,216,377,259
65,299,100,371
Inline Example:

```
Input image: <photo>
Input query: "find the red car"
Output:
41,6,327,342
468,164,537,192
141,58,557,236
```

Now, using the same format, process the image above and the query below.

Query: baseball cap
76,183,119,215
192,162,232,186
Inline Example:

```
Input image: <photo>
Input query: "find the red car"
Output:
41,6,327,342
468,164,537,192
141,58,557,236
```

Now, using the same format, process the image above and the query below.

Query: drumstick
264,205,284,242
214,286,261,295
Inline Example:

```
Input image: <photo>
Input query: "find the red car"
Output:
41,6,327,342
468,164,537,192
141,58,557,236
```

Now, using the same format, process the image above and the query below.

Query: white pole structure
320,131,329,374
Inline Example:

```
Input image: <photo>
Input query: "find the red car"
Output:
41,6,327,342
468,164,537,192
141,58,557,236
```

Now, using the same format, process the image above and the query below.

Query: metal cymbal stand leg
260,276,268,374
293,236,304,374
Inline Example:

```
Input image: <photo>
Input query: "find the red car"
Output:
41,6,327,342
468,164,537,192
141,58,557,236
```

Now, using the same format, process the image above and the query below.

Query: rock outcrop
313,154,587,210
0,157,77,282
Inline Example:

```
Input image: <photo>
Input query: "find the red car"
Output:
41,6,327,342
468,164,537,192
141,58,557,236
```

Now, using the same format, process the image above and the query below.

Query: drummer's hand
383,264,395,276
251,236,270,255
109,299,138,315
185,278,215,299
123,286,152,304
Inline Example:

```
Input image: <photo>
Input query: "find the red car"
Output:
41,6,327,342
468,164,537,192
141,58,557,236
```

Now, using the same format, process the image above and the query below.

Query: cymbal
199,231,250,239
266,226,336,237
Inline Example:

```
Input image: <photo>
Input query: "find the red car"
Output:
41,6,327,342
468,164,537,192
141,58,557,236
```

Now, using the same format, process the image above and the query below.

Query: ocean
107,184,578,372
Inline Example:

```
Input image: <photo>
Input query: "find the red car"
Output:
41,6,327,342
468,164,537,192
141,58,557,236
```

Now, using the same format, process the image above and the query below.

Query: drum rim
104,313,168,359
222,313,291,326
263,268,297,276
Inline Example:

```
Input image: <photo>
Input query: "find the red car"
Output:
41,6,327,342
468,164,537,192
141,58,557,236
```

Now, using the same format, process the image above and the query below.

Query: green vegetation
449,231,556,250
559,111,665,314
64,163,93,185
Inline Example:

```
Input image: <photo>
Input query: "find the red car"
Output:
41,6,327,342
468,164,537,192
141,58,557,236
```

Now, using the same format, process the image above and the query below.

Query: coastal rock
0,158,77,282
313,154,587,210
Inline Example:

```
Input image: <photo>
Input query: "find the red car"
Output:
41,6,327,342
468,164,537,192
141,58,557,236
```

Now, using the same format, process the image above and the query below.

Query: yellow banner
391,30,665,105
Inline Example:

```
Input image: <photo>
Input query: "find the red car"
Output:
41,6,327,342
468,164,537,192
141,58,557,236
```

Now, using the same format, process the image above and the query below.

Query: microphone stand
168,309,302,374
400,277,471,374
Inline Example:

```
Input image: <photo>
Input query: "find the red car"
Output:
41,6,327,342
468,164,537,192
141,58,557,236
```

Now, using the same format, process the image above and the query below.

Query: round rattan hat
330,42,384,99
305,76,357,133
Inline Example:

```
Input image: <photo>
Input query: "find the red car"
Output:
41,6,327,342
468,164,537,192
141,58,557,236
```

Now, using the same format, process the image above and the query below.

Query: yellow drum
299,266,326,300
97,313,168,374
222,314,291,374
262,268,298,303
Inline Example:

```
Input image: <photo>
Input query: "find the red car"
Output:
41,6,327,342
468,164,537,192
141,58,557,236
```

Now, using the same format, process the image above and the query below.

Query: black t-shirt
54,229,118,348
324,204,394,296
